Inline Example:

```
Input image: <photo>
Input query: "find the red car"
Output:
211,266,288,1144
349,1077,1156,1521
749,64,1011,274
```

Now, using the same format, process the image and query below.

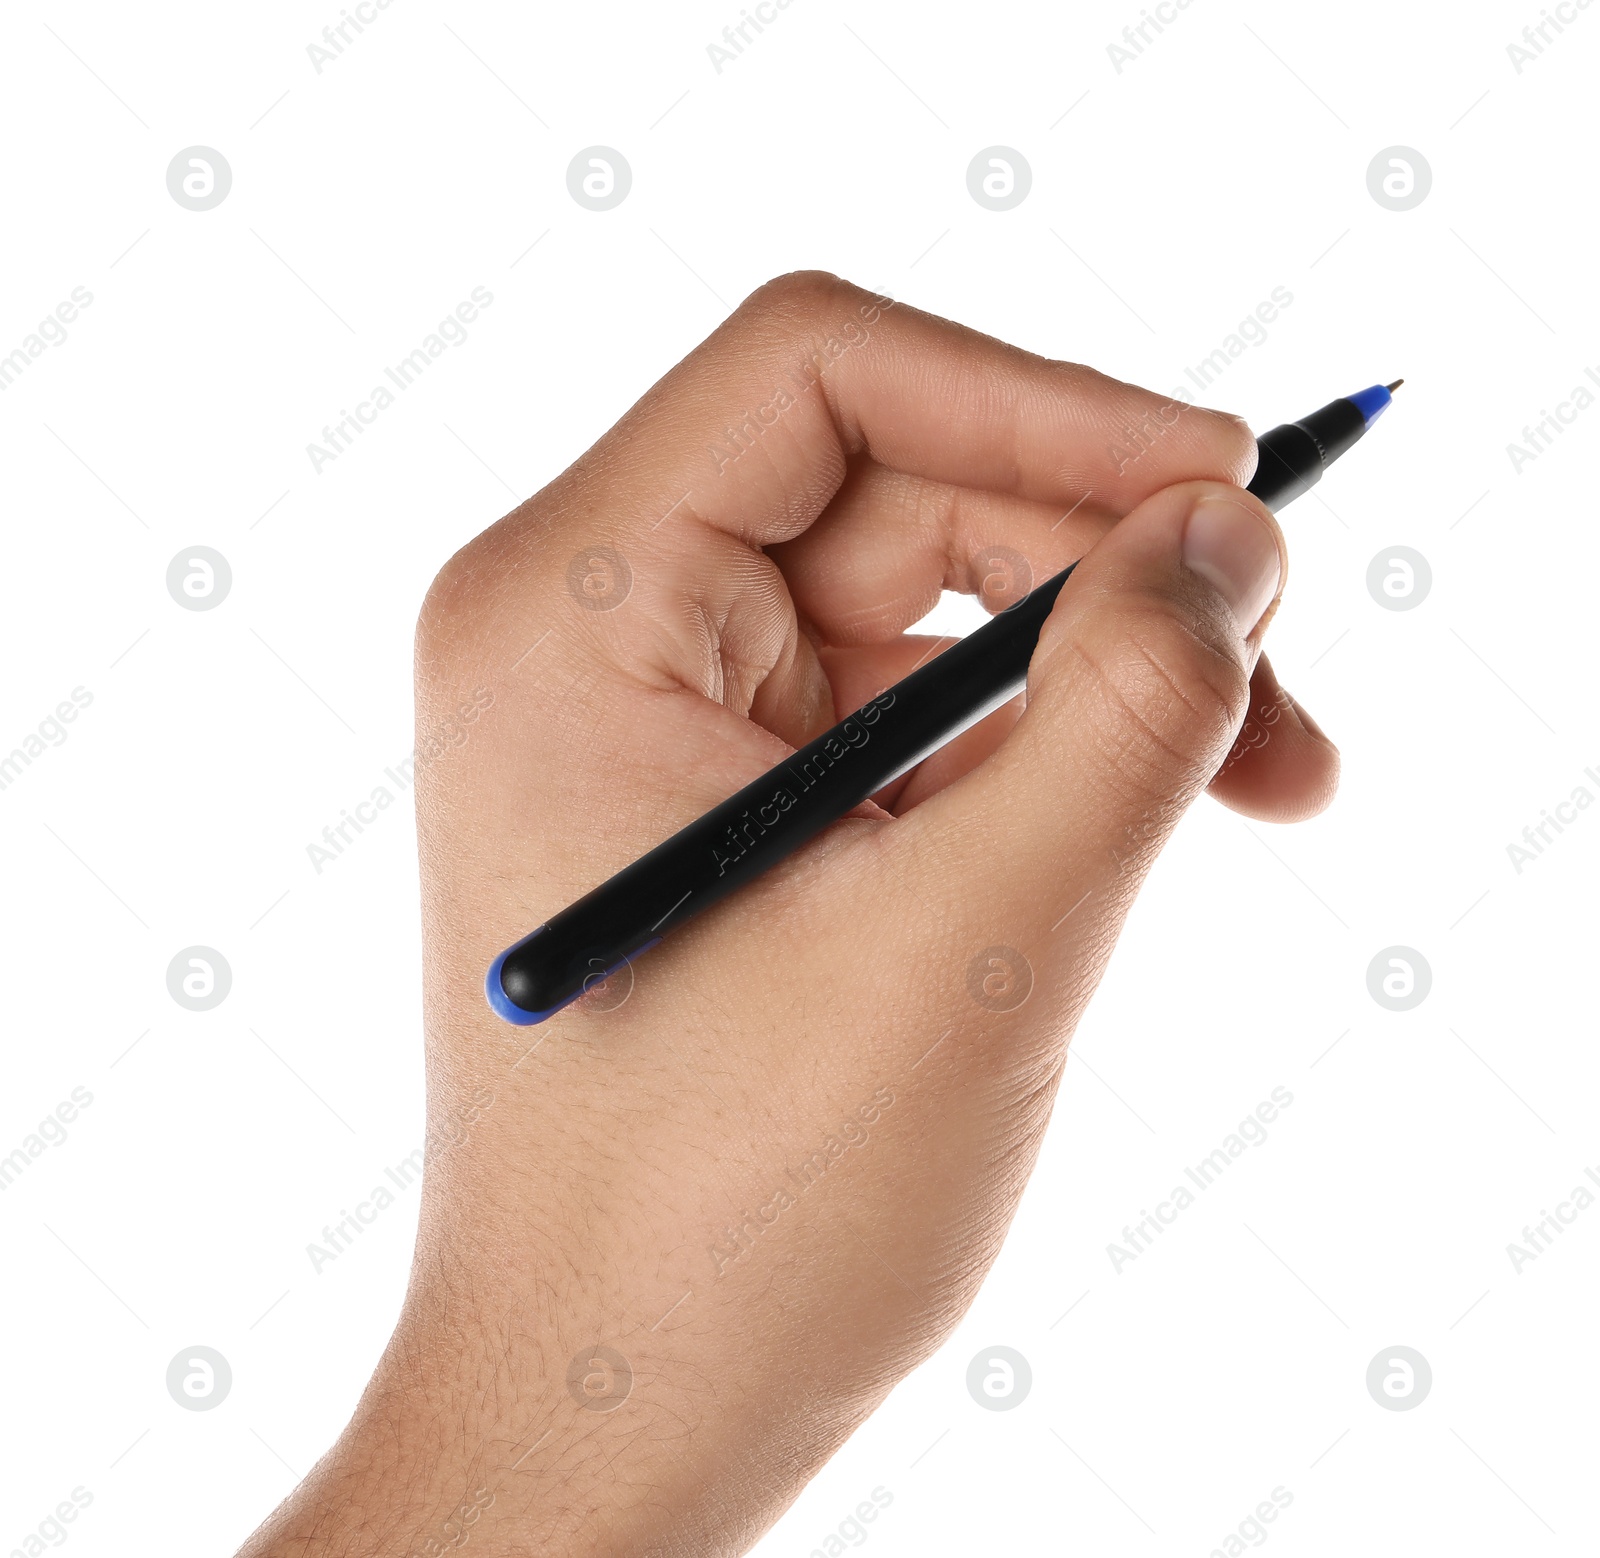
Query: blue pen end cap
485,939,547,1026
485,930,666,1027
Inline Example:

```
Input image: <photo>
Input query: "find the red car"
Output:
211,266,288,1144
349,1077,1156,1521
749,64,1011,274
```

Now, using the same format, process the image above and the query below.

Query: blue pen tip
1347,381,1401,427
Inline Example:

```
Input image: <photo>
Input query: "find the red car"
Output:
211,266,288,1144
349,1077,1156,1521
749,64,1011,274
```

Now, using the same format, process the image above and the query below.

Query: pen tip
1386,378,1404,392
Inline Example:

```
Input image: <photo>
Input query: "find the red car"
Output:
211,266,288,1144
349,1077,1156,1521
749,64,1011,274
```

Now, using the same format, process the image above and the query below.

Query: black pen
486,382,1401,1024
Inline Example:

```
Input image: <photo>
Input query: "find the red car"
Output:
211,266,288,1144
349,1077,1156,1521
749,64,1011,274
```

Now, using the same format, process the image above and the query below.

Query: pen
487,382,1401,1024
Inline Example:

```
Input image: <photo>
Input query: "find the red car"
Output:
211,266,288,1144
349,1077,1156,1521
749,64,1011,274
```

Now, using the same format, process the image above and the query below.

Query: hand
239,272,1337,1557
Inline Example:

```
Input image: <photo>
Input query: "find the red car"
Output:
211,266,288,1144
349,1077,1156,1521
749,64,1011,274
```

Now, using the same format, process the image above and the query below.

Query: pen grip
1247,422,1323,510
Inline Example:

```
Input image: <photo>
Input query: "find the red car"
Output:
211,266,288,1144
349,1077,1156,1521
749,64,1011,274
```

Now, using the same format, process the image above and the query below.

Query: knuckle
416,501,565,660
739,269,849,325
1062,600,1248,800
415,534,509,663
735,273,887,374
415,550,474,666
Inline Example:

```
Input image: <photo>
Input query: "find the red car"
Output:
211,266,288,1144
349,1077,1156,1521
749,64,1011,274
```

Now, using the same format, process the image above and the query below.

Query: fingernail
1181,496,1283,635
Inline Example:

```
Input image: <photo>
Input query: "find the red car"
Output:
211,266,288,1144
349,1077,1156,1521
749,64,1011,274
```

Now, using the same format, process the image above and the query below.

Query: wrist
237,1279,765,1558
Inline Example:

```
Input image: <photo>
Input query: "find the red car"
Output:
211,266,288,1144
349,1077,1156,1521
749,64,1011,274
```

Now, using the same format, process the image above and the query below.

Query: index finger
566,270,1257,554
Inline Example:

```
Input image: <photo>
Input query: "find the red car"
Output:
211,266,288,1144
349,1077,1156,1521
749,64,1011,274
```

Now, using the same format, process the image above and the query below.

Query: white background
2,0,1596,1552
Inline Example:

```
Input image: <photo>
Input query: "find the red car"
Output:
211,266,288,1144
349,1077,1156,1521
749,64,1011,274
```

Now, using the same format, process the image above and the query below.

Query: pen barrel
492,385,1395,1025
495,564,1076,1018
1246,396,1368,512
1247,422,1323,510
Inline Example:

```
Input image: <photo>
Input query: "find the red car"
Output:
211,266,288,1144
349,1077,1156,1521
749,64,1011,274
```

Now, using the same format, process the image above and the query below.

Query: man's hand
239,273,1336,1557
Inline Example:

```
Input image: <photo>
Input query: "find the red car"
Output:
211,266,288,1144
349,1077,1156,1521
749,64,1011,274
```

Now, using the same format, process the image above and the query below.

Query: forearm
236,1253,853,1558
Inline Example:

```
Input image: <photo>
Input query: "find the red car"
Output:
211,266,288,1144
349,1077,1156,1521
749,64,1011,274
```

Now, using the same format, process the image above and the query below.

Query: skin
237,273,1338,1557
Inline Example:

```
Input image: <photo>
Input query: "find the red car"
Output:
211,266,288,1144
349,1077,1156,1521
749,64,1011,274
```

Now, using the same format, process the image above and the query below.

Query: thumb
882,479,1286,1014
